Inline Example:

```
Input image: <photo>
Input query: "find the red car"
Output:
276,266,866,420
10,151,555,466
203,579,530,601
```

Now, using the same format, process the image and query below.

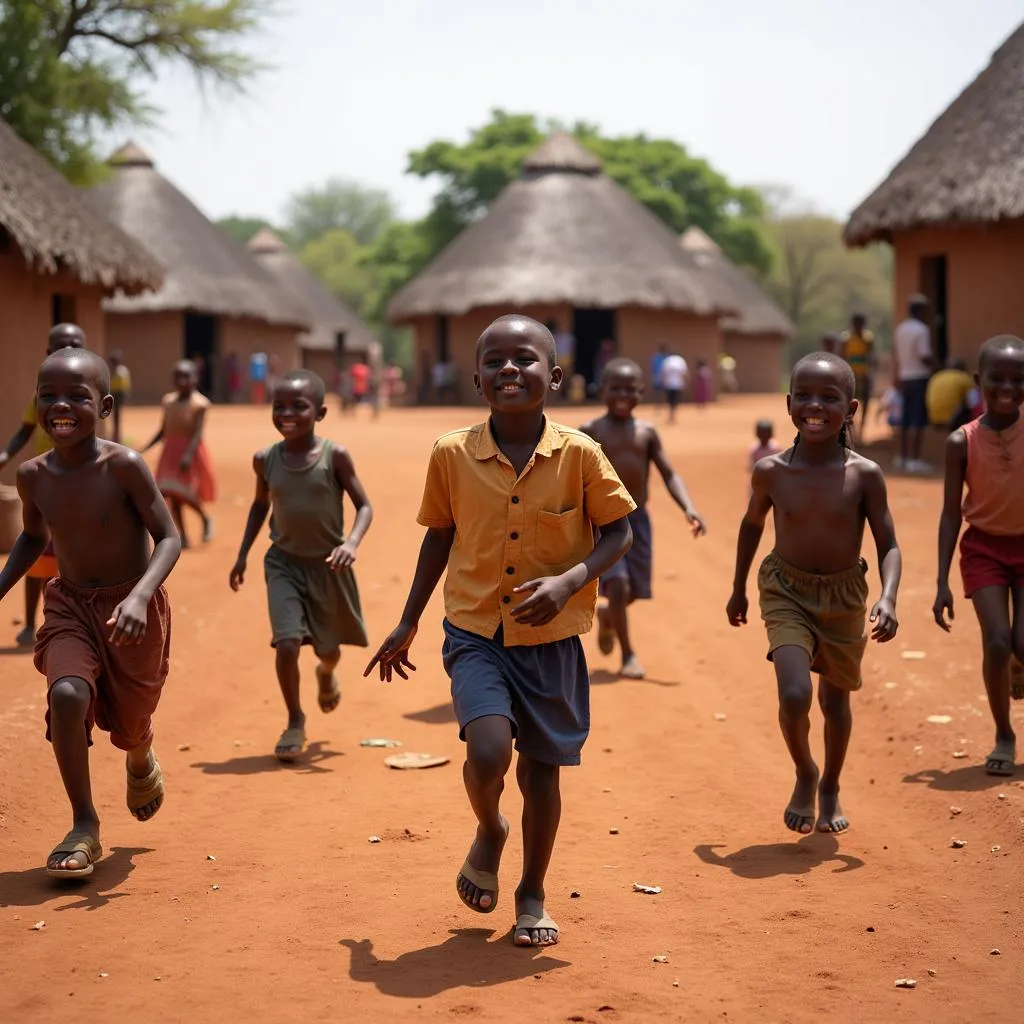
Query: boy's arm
726,461,773,625
364,526,455,681
230,453,271,589
328,445,373,570
106,450,182,644
0,423,36,472
649,427,705,536
0,465,49,600
862,462,901,641
934,431,967,631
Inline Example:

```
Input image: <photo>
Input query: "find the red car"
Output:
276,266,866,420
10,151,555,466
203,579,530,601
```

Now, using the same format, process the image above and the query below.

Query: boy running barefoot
727,352,901,834
581,358,706,679
934,336,1024,777
0,349,180,877
365,315,634,947
230,371,371,761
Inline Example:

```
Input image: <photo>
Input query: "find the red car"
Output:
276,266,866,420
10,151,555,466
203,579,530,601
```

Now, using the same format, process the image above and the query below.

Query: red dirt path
0,398,1020,1023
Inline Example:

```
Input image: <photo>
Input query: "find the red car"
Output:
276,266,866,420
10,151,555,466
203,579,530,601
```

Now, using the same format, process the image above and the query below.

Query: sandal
275,726,307,762
46,830,102,878
126,757,165,820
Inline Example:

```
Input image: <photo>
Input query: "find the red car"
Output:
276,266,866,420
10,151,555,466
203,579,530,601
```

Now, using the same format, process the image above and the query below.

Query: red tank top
962,416,1024,535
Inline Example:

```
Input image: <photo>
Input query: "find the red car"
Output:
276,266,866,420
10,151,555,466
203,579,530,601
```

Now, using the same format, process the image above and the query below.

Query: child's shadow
340,931,569,998
404,702,457,726
191,741,342,775
0,846,151,911
693,834,864,878
903,765,1011,793
590,669,680,688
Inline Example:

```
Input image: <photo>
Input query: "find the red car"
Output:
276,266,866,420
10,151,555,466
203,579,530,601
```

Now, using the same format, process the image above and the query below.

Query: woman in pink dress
693,359,713,408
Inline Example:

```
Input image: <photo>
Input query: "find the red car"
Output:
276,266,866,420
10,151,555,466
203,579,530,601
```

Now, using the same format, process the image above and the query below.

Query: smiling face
271,378,326,439
977,347,1024,419
787,359,856,443
36,352,112,446
475,319,561,412
602,364,643,419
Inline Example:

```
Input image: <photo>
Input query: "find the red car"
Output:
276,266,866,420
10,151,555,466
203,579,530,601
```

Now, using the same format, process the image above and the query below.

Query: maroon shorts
960,526,1024,599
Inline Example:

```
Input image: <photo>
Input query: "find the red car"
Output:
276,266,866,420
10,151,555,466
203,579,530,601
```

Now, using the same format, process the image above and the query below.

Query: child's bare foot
619,653,646,679
816,784,849,833
126,748,164,821
46,822,102,878
316,664,341,713
15,626,35,648
514,888,559,946
597,602,614,655
457,816,509,913
985,735,1016,776
1012,660,1024,701
784,769,819,834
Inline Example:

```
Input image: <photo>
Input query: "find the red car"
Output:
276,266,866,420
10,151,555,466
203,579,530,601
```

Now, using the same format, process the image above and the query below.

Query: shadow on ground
693,834,864,878
339,930,569,997
902,763,1016,792
404,702,458,726
0,846,152,911
590,669,680,688
191,741,342,775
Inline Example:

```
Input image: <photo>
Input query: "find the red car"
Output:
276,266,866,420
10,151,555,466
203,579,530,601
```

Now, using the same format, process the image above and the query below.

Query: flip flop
46,830,103,879
513,912,560,947
985,747,1016,777
126,758,164,820
316,666,341,713
275,727,307,762
457,862,500,914
597,603,614,656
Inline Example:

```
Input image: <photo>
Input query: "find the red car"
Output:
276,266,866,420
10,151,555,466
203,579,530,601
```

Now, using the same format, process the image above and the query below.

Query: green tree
285,179,397,249
0,0,271,182
299,228,376,319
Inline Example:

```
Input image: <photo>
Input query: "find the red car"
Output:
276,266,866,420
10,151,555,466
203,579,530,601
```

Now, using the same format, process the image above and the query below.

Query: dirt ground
0,397,1020,1024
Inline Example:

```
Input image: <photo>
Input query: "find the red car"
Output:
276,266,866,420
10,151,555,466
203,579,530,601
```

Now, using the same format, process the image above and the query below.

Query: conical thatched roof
680,227,794,338
846,23,1024,245
387,133,739,321
248,228,379,357
0,119,162,293
90,144,310,327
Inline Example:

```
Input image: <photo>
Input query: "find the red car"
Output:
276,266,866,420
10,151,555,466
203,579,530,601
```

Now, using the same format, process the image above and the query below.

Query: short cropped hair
601,357,642,382
40,348,111,394
791,351,856,399
476,314,557,367
279,369,327,406
978,334,1024,371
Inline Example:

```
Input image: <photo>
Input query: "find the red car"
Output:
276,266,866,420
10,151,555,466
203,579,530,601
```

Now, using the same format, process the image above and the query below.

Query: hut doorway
919,255,948,366
572,308,616,386
184,313,219,396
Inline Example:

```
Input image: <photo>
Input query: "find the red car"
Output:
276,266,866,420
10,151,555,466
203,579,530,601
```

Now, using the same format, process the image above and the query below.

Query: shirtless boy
581,358,706,679
727,352,901,833
0,349,180,876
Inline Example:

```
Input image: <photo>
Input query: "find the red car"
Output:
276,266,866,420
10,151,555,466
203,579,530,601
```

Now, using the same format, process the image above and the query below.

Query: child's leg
316,646,341,713
274,638,306,758
514,754,560,946
167,497,188,548
17,577,43,645
603,577,639,672
126,739,164,821
1010,583,1024,701
47,676,100,871
771,646,819,833
817,679,852,833
457,715,512,912
972,586,1016,773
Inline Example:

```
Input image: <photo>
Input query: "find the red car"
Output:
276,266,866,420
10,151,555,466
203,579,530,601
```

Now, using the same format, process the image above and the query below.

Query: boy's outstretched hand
869,597,898,641
726,590,748,626
511,576,574,626
932,584,955,632
364,622,418,682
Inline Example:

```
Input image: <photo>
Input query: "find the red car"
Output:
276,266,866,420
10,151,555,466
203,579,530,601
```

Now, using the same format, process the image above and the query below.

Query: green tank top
264,439,344,557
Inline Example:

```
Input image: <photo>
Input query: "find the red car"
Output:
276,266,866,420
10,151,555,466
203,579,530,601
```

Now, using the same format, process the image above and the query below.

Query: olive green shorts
758,551,869,691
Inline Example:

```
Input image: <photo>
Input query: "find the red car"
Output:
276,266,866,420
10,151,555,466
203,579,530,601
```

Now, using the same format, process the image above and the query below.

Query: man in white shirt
659,351,689,423
893,294,934,472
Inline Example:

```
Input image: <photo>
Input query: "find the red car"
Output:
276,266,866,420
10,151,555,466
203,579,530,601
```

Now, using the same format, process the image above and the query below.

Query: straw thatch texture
248,228,379,356
388,134,739,321
846,23,1024,245
0,119,163,293
90,145,310,327
680,227,794,337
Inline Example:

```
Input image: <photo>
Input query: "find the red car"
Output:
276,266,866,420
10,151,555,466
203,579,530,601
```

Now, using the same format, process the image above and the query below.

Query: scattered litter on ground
951,839,967,849
633,883,662,895
206,854,216,861
609,828,620,835
384,752,449,770
31,921,44,931
902,651,926,661
950,806,962,816
368,836,381,844
177,744,190,752
952,751,968,759
926,715,952,724
361,738,402,748
652,955,669,963
895,979,916,989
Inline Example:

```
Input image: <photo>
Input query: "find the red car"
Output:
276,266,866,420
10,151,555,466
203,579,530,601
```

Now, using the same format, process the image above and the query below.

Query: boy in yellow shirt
366,315,634,947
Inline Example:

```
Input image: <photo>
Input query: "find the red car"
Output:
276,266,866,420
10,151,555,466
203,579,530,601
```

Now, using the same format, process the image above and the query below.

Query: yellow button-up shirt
417,419,636,646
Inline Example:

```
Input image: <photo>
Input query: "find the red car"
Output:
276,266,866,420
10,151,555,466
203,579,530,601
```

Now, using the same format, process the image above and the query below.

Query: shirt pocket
536,507,583,564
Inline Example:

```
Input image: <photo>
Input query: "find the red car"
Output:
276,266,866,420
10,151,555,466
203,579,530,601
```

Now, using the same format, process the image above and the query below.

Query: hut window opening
436,315,451,365
183,313,219,397
572,308,617,388
919,255,948,366
51,294,77,326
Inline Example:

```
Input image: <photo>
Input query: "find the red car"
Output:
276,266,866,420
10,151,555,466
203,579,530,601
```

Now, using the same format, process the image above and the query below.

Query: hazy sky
129,0,1022,227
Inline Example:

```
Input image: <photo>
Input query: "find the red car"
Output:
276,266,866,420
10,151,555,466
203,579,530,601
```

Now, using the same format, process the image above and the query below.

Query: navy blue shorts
900,378,929,429
441,620,590,766
600,507,652,600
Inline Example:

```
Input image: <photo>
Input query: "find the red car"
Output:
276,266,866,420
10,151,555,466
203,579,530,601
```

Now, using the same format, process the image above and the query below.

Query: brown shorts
34,577,171,750
758,551,869,691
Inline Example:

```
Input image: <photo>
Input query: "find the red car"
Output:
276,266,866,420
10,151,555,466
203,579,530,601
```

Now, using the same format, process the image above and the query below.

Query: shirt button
502,596,511,604
506,566,515,575
510,532,519,540
511,496,519,504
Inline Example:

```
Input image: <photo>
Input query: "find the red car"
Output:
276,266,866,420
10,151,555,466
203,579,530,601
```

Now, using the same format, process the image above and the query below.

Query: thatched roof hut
247,228,379,361
0,120,162,292
90,144,309,327
845,24,1024,246
388,133,738,321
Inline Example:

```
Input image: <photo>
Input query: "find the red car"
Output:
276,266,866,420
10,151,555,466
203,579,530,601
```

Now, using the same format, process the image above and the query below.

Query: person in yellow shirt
0,323,86,645
109,350,132,444
926,358,974,428
840,313,875,436
366,314,634,949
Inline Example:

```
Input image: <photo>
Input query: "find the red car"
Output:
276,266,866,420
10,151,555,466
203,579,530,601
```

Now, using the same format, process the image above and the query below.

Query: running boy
934,335,1024,777
0,324,87,647
727,351,901,834
365,315,635,947
230,371,372,761
750,419,781,471
581,358,705,679
0,348,179,876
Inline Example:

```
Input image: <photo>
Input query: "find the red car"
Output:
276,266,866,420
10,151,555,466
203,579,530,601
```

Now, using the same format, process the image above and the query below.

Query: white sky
127,0,1022,226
